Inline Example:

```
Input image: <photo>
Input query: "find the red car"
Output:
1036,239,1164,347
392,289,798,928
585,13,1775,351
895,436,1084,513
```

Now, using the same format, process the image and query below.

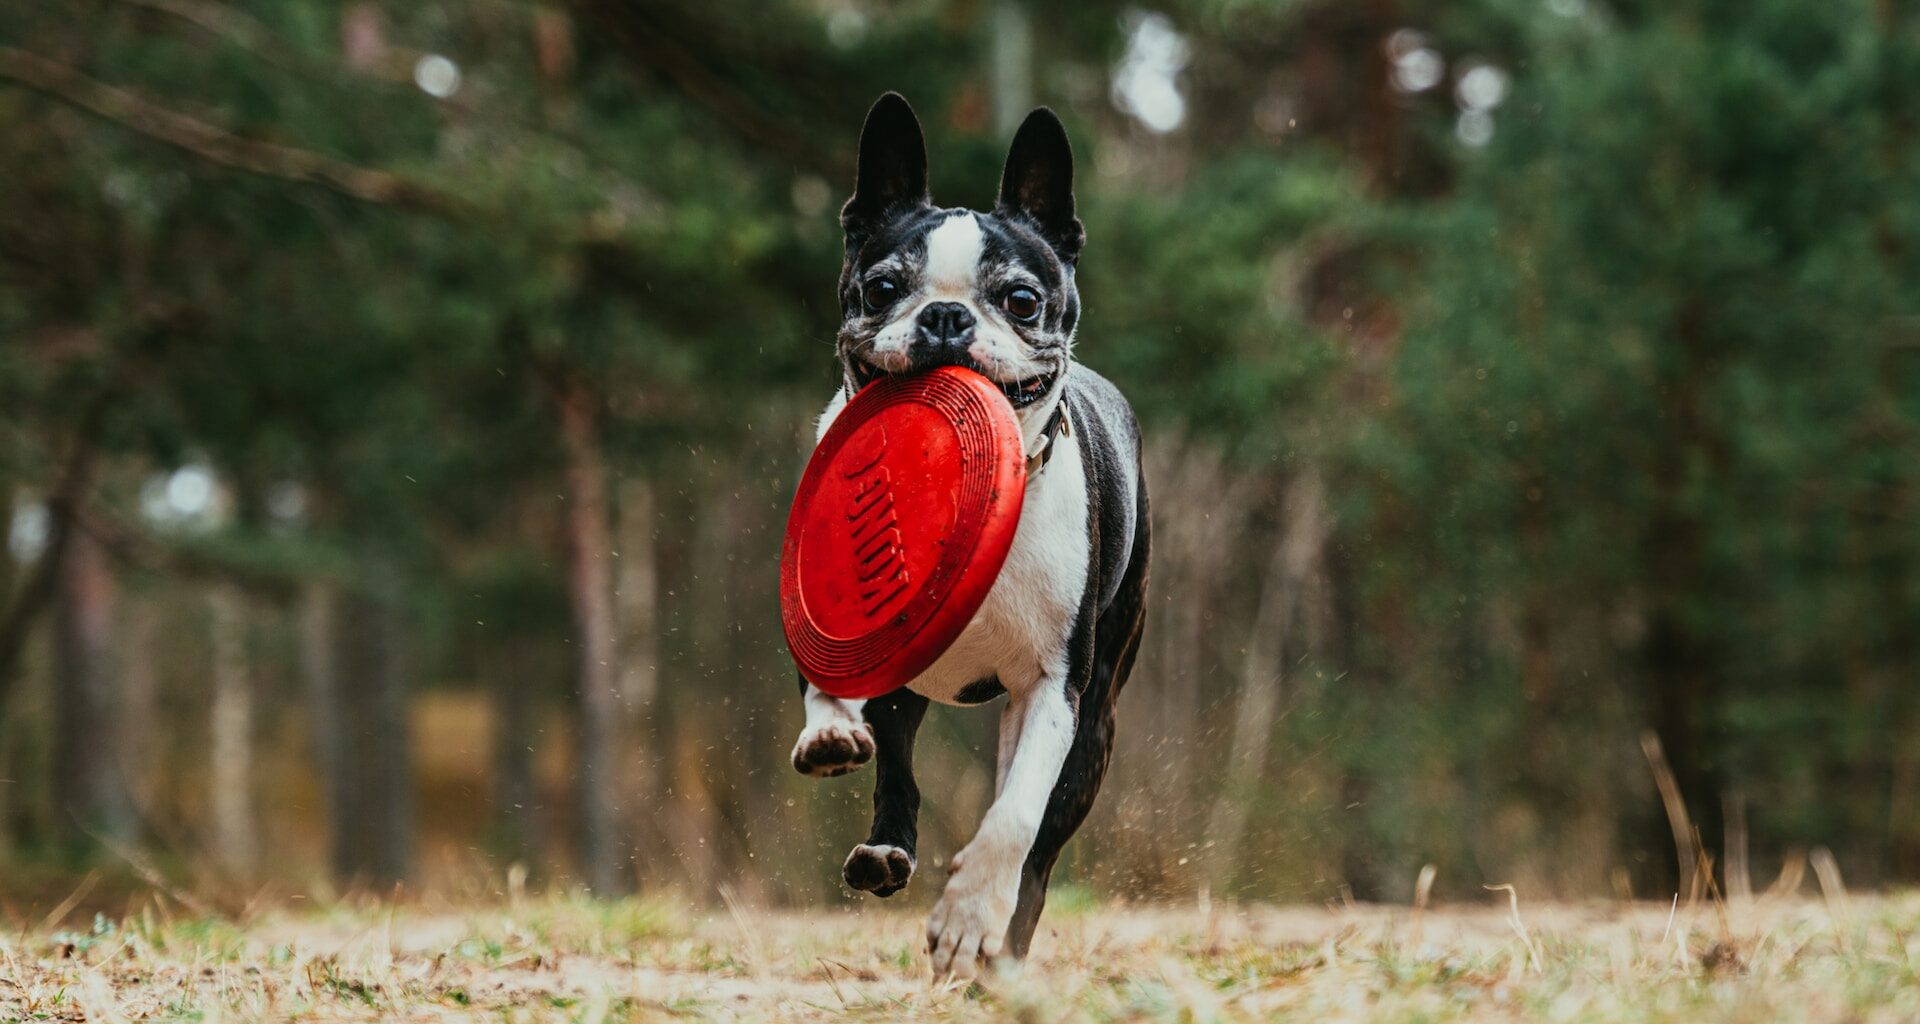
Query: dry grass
2,888,1917,1022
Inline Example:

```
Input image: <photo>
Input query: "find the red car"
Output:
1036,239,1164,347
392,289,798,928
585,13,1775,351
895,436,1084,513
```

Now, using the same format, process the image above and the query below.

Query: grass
0,888,1916,1021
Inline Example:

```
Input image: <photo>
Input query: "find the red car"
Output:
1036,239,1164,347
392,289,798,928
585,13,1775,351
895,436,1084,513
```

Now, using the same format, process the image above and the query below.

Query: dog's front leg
843,687,929,897
927,673,1076,980
790,680,874,777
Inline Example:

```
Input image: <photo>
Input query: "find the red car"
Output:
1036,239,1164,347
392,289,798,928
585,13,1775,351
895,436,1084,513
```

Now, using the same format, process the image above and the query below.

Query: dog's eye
1002,287,1041,323
863,277,899,313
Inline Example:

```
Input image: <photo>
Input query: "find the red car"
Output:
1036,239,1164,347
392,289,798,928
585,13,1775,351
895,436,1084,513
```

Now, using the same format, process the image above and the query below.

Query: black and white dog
790,93,1151,979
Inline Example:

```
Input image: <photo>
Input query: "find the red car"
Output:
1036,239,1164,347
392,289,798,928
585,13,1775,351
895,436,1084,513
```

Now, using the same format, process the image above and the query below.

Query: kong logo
842,428,909,618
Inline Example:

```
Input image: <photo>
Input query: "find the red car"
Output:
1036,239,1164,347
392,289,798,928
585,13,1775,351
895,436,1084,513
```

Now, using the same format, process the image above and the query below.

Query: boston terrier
789,93,1152,980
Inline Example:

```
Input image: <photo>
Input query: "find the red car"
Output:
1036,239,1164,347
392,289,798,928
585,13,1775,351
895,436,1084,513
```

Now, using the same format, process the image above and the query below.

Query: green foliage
1330,0,1920,882
1,0,1917,898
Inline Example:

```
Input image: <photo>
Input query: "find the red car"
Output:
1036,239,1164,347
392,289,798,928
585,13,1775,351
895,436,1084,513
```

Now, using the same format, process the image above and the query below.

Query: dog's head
834,93,1084,415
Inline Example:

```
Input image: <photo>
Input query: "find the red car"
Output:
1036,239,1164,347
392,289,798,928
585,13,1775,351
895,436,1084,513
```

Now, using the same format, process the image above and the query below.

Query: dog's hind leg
1004,501,1151,959
1000,684,1117,958
843,687,930,896
790,678,874,778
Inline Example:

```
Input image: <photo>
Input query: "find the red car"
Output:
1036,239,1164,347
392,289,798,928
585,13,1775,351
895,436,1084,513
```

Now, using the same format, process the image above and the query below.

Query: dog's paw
790,720,875,777
925,847,1020,981
844,843,915,897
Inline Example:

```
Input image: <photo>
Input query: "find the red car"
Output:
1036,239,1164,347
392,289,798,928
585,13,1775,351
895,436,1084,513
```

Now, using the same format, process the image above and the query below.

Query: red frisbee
780,366,1027,699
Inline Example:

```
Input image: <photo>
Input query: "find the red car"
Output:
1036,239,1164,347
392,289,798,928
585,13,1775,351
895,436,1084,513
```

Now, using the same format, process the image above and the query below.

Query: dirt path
1,892,1915,1021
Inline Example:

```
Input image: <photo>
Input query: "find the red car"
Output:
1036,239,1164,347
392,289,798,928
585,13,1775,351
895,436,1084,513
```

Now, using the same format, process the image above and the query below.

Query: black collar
1025,400,1069,478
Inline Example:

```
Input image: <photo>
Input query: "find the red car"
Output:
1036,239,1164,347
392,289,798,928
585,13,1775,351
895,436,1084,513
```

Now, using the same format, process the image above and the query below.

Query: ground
1,888,1916,1022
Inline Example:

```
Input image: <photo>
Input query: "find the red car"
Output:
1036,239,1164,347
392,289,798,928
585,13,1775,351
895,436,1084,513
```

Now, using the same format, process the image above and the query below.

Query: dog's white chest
907,437,1090,705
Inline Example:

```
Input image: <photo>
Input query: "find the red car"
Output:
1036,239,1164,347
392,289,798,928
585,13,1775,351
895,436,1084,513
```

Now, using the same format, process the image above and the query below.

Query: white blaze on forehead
921,212,984,296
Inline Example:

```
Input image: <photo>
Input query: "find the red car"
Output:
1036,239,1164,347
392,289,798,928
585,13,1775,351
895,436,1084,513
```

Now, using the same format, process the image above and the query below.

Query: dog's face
834,94,1085,412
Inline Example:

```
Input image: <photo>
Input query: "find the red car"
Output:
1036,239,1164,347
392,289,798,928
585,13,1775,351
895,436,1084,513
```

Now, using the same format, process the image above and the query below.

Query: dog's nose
915,302,976,351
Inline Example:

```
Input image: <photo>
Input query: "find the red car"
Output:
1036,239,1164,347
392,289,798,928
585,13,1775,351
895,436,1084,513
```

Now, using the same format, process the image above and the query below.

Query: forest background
2,0,1917,912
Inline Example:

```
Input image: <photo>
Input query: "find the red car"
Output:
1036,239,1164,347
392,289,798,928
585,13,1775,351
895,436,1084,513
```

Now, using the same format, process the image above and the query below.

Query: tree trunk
0,483,14,609
557,376,628,895
1640,301,1724,896
489,638,541,870
989,0,1032,137
531,5,576,125
328,572,413,885
1202,469,1326,889
613,478,660,883
299,583,346,878
52,516,136,848
616,478,658,711
119,593,160,820
0,501,68,715
208,584,256,876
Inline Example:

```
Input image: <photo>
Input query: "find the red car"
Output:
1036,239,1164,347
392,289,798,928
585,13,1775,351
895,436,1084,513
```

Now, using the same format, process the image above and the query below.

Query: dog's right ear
841,93,929,246
997,107,1083,264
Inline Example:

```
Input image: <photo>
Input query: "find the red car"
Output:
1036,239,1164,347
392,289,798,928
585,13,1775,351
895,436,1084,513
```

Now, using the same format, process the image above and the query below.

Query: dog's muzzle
849,301,1058,408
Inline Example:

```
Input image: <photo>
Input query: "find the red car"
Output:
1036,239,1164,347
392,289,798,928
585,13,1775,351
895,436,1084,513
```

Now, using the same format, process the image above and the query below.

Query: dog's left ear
997,107,1085,265
842,93,930,246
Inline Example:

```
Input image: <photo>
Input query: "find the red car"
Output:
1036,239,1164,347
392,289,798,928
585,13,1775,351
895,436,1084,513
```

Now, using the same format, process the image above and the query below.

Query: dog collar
1025,402,1069,479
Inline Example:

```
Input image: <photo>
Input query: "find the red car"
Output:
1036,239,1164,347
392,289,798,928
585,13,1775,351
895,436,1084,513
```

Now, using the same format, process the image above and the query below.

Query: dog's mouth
851,358,1057,409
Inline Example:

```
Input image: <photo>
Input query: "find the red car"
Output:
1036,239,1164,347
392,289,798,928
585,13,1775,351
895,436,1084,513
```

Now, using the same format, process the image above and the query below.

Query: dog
789,93,1151,980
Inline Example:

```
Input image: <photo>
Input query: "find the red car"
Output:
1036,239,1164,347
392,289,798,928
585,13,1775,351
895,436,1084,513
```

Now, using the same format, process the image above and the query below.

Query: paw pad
791,722,875,777
844,843,915,897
